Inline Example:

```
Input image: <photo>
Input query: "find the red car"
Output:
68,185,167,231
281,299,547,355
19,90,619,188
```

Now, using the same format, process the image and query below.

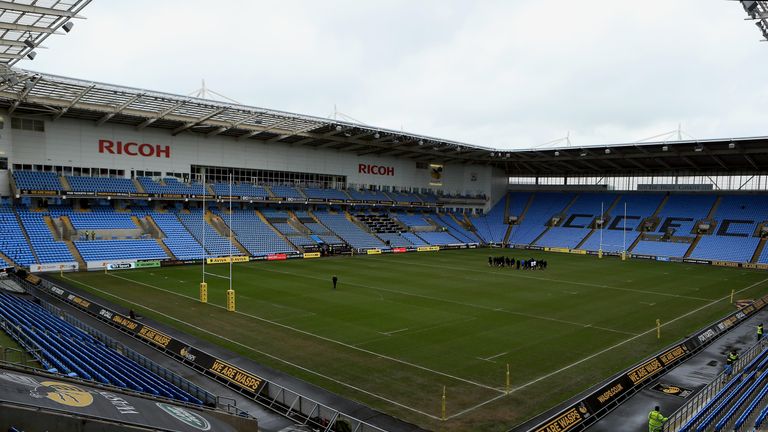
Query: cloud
25,0,768,149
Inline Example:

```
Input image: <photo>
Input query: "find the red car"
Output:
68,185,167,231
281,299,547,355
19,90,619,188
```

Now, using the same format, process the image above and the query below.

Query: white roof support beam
53,84,94,120
171,108,226,136
137,101,185,130
0,22,55,34
96,93,143,126
8,75,39,114
238,119,294,140
207,112,264,137
0,1,78,17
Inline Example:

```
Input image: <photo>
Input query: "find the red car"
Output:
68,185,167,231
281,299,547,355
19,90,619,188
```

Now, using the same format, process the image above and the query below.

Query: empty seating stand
313,211,386,250
0,291,200,404
217,209,296,256
507,192,574,246
689,195,768,263
151,213,206,260
13,171,62,192
66,176,137,194
580,194,662,253
0,205,36,266
17,210,74,263
75,239,168,262
301,187,349,201
470,194,509,243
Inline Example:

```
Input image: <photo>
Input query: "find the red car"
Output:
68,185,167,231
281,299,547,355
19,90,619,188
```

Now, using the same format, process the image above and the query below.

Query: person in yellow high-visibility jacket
648,406,667,432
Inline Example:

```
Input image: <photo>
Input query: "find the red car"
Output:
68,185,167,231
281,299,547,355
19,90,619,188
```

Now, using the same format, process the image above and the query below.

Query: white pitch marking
563,291,579,295
62,276,444,421
640,301,656,306
378,328,409,336
104,272,501,393
481,351,508,362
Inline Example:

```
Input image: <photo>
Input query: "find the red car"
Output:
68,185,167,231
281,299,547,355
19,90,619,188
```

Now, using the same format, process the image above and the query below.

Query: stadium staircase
59,175,71,191
132,178,145,193
0,252,15,267
684,235,702,258
753,238,768,263
346,212,380,236
210,211,250,255
64,241,86,269
13,212,39,264
651,192,670,216
43,215,61,241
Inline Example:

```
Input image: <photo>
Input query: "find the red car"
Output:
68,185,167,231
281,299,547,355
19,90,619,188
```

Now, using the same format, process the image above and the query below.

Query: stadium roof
1,69,768,176
0,0,91,67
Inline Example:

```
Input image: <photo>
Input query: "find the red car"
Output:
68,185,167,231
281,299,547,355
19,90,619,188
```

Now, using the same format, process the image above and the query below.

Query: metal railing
664,339,768,431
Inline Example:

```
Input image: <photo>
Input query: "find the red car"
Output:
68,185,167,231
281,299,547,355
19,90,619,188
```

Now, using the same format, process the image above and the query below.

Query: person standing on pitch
758,323,764,342
648,406,667,432
332,275,338,290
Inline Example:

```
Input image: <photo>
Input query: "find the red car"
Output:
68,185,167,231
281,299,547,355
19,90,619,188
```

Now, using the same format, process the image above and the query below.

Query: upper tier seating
387,191,421,203
346,189,390,201
507,192,574,245
0,205,36,266
301,187,349,200
17,210,74,263
0,291,199,404
418,193,439,203
313,211,386,249
177,210,238,257
13,171,62,192
137,177,206,195
654,194,717,237
150,213,207,260
66,176,137,194
75,239,168,262
211,182,269,198
269,185,304,199
216,209,296,256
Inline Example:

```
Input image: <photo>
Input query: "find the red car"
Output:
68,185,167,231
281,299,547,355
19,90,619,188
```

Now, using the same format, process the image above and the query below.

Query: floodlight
24,39,35,49
554,151,560,156
418,140,424,145
373,132,380,139
728,142,736,149
490,152,495,157
26,51,37,60
694,145,704,152
335,125,342,131
662,145,668,151
62,21,74,33
604,148,611,154
580,151,587,157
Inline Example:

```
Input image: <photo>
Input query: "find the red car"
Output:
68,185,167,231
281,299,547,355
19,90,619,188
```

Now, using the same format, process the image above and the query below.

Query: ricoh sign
358,163,394,176
99,139,171,158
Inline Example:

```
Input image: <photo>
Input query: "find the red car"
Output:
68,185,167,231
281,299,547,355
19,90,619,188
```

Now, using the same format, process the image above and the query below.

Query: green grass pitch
53,249,768,431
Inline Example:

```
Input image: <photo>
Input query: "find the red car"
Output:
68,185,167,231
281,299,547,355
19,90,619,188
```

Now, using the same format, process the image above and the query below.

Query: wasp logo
30,381,94,407
180,347,196,362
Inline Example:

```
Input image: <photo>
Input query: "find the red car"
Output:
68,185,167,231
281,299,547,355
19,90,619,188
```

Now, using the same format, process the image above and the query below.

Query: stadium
2,1,768,432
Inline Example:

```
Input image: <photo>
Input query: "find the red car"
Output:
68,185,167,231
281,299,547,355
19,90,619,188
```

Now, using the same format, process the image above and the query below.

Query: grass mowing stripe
371,256,715,301
106,272,503,393
248,264,638,336
61,275,444,421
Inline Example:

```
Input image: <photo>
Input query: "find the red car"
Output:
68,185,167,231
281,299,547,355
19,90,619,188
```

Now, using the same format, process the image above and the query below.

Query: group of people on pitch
648,323,765,431
488,256,547,270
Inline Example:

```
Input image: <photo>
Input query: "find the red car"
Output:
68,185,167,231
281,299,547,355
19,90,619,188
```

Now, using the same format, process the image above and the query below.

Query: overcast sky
23,0,768,150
